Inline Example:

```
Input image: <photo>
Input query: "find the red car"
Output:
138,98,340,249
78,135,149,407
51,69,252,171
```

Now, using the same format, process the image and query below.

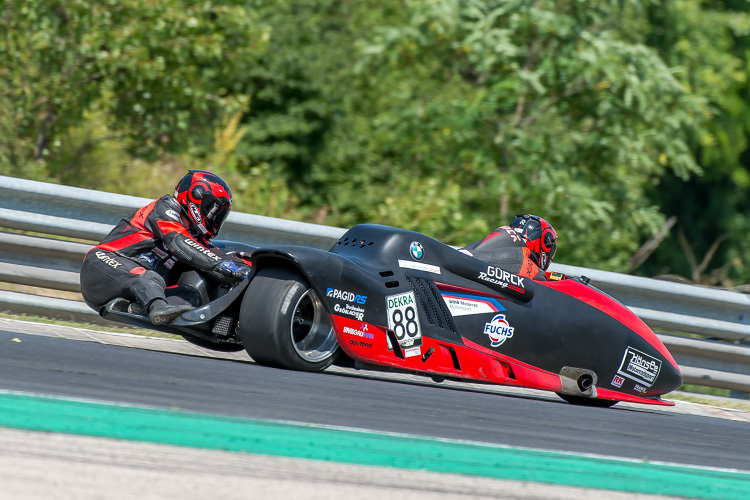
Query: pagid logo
483,314,514,347
409,241,424,260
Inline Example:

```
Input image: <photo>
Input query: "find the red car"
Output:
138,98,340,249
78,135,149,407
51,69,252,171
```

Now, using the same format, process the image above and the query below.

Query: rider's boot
147,298,193,325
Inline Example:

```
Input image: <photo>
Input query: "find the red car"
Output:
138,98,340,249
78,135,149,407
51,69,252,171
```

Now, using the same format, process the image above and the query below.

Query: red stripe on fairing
461,338,562,391
540,279,678,368
435,282,510,300
596,387,675,406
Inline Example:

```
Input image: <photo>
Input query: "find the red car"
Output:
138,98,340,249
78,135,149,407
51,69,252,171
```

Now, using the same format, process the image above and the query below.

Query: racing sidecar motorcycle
100,224,682,408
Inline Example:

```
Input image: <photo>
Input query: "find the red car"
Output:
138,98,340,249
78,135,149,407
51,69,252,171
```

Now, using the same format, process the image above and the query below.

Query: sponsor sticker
348,339,372,349
616,346,661,387
611,375,625,388
398,259,441,274
404,346,421,358
483,314,514,347
477,265,525,292
334,303,365,321
440,292,505,317
189,202,202,222
326,288,367,304
410,241,424,260
633,383,648,394
343,324,375,340
386,291,422,349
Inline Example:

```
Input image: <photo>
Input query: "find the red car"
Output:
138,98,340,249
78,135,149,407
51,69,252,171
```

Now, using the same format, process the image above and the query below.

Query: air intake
406,276,458,333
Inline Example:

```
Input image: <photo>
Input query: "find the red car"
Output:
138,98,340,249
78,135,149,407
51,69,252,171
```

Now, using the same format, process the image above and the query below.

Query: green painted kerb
0,393,748,499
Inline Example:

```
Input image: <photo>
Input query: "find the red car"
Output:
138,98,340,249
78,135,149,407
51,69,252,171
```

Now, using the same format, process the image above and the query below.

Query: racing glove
220,260,251,282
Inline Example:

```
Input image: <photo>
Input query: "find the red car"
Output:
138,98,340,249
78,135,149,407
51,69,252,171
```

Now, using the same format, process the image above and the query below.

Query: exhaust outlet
559,366,598,396
577,373,594,392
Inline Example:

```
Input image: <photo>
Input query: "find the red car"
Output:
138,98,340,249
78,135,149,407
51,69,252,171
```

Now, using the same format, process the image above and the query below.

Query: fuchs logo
326,288,367,304
410,241,424,260
617,346,662,387
611,375,624,388
189,202,202,222
483,314,514,347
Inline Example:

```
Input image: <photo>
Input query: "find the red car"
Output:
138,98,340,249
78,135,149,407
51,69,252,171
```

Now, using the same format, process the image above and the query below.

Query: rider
461,213,557,281
80,170,250,325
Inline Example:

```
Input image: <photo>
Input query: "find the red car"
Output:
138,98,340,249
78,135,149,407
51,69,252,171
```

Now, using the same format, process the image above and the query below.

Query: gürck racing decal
617,346,661,387
477,265,525,292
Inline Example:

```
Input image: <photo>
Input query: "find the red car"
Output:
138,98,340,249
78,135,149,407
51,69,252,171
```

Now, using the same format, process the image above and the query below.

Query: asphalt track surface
0,325,748,475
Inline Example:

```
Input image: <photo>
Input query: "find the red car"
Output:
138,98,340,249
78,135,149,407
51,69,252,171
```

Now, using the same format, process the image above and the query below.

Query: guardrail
1,175,749,398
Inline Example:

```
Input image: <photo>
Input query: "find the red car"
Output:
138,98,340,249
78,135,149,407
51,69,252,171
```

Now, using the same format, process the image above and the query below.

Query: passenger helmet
174,170,232,238
509,214,557,271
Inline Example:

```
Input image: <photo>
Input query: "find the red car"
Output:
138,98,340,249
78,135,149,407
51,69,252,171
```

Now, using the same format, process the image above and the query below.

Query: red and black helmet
509,214,557,271
174,170,232,238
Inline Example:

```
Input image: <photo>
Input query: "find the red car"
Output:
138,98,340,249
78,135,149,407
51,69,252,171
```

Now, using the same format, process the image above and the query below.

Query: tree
0,0,267,184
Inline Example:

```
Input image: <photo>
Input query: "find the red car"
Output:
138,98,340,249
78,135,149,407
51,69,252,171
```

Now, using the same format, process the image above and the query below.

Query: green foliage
324,0,706,268
0,0,268,182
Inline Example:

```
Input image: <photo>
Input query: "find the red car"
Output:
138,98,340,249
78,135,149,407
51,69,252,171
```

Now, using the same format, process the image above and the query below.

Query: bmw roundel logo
410,241,424,260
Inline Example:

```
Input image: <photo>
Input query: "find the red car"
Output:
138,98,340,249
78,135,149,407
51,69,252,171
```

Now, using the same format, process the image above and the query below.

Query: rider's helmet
509,214,557,271
174,170,233,238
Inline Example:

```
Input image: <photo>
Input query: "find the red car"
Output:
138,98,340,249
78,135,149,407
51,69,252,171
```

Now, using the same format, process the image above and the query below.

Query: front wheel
238,266,338,372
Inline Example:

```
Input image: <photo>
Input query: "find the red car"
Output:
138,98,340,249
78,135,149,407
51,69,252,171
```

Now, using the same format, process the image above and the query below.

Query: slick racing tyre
238,266,338,372
556,393,618,408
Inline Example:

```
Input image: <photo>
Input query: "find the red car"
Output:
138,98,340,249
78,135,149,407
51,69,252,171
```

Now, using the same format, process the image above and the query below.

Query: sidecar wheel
238,266,338,372
557,393,618,408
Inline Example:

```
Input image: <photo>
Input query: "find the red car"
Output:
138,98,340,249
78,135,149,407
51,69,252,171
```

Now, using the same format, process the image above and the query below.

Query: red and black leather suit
462,226,547,281
80,194,244,311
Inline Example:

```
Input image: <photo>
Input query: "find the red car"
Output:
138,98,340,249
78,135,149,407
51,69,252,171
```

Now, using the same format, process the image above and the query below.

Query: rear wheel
238,266,338,371
556,393,618,408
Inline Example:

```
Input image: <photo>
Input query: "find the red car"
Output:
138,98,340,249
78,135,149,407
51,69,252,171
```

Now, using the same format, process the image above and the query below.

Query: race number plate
386,291,423,349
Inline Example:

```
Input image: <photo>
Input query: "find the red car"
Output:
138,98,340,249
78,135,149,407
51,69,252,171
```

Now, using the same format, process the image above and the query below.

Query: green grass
669,392,750,411
679,384,732,398
0,310,181,339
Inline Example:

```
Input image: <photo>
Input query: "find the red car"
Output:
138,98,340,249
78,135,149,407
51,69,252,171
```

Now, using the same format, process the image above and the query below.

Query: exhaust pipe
577,373,594,392
559,367,598,396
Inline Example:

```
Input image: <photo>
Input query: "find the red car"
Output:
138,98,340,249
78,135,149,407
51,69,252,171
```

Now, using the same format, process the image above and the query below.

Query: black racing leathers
80,195,243,310
462,226,547,281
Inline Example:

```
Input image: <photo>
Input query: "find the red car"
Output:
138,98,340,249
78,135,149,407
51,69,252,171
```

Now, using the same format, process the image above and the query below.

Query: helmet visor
201,194,231,236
